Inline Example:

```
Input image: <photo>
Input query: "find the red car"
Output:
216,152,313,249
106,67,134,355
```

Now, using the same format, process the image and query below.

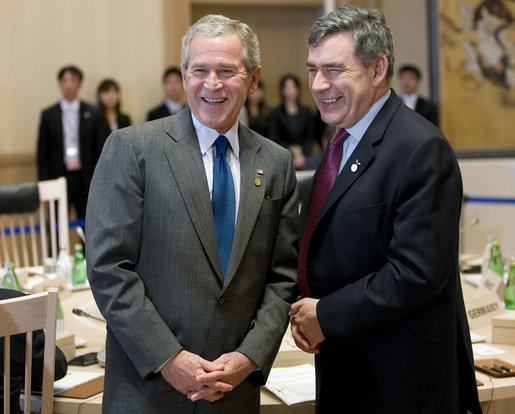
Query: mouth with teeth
202,97,227,104
321,97,340,104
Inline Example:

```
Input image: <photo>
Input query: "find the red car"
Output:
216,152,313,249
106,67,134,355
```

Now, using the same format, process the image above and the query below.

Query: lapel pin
351,159,361,173
254,169,263,187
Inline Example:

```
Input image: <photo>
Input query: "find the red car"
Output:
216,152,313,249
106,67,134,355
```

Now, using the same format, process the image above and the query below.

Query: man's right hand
160,350,233,402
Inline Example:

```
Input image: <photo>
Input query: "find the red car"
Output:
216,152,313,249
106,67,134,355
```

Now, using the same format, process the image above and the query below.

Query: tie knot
215,135,230,157
330,128,349,147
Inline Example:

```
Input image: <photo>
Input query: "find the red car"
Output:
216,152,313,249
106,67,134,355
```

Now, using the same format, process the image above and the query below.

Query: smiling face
182,33,261,133
307,32,388,129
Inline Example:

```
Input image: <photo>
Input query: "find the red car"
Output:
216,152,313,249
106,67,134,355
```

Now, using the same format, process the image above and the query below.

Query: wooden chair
1,287,58,413
0,177,69,268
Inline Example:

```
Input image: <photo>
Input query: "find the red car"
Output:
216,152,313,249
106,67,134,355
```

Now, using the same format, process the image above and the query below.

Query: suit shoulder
41,102,60,116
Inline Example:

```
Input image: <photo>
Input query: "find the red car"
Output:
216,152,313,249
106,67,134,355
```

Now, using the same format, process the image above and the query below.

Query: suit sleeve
235,151,299,383
37,111,50,180
317,136,462,340
86,131,183,378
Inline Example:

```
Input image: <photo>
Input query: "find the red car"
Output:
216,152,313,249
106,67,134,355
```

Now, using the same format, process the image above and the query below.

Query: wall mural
439,0,515,149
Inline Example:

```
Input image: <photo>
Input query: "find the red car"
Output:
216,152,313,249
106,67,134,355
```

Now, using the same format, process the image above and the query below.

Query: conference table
30,272,515,413
52,287,315,414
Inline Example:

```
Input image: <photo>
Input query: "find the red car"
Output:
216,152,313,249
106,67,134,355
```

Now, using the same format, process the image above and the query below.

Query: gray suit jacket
86,107,298,413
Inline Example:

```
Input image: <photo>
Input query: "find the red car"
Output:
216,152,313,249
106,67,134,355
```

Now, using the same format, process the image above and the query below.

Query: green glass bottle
71,244,87,286
505,257,515,310
488,240,504,277
1,262,22,291
56,295,65,332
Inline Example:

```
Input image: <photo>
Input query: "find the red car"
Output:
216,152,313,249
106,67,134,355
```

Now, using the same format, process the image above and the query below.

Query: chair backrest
0,177,69,268
1,287,58,414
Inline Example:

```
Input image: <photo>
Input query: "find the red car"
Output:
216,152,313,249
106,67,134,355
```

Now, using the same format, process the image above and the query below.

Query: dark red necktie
298,128,349,298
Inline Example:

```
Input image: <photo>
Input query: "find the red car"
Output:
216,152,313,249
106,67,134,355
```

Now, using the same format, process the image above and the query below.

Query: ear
371,55,388,87
247,65,262,96
181,65,187,84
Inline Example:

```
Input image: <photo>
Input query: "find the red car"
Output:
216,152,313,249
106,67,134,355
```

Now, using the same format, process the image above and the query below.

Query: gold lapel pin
255,169,264,186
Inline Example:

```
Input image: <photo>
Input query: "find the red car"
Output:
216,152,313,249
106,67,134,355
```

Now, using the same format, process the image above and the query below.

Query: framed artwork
432,0,515,150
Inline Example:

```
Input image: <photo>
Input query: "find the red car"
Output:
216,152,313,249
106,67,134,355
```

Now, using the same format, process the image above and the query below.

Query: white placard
464,291,504,329
478,268,505,300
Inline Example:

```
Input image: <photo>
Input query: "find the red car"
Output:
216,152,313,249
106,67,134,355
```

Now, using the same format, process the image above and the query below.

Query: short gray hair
181,14,261,73
309,5,394,82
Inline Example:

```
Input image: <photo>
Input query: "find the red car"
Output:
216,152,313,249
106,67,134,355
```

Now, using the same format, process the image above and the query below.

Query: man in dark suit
290,6,482,413
0,289,68,414
147,66,186,121
37,65,99,219
86,14,297,413
398,63,439,127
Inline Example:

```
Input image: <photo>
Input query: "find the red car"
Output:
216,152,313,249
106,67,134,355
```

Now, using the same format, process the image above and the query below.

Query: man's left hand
189,352,258,401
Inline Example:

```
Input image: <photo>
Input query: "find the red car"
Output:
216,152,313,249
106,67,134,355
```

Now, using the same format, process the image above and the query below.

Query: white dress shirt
60,98,81,165
401,93,418,110
191,113,241,222
165,99,184,115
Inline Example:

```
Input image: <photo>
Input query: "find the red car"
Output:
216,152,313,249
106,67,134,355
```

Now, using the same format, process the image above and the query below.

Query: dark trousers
65,170,88,219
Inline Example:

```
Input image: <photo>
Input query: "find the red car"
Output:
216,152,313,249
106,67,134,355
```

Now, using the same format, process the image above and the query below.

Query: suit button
218,297,225,305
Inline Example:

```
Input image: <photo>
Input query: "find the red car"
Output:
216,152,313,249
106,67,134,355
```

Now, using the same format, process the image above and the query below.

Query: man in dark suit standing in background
398,63,439,127
290,6,482,413
86,14,297,413
37,65,99,219
147,66,185,121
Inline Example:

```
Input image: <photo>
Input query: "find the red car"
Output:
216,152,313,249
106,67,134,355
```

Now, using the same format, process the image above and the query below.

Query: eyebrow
306,61,345,69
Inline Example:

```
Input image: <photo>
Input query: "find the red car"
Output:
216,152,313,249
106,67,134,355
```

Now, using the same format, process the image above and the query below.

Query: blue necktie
212,135,236,277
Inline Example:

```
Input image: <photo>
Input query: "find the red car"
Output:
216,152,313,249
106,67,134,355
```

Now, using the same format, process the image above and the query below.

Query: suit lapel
163,109,224,281
309,90,402,227
223,126,264,288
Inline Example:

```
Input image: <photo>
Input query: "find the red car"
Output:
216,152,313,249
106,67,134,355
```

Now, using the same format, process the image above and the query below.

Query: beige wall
0,0,170,184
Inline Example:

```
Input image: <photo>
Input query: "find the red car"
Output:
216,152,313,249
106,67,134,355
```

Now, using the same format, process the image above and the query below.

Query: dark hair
57,65,83,81
97,78,121,113
163,66,182,82
309,5,394,82
279,73,301,104
245,80,267,123
398,64,422,79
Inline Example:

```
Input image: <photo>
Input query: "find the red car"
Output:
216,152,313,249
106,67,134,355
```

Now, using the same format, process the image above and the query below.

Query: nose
204,71,223,90
310,71,329,93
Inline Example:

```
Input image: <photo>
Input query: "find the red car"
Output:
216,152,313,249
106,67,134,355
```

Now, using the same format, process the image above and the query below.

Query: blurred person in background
95,78,131,159
268,73,315,169
244,80,270,137
398,63,439,126
37,65,99,219
147,66,185,121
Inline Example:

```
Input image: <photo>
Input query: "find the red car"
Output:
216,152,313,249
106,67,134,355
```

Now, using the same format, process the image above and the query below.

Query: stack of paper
264,363,315,406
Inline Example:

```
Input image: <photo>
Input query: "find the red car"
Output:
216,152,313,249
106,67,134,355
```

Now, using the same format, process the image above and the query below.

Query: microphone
72,307,107,367
72,307,105,323
76,226,86,244
459,217,479,234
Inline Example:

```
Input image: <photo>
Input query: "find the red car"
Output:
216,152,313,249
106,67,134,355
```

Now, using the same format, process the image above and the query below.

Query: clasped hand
160,350,257,403
289,297,324,354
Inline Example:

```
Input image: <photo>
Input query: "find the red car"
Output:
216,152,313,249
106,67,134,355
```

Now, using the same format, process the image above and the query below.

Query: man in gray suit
86,14,298,413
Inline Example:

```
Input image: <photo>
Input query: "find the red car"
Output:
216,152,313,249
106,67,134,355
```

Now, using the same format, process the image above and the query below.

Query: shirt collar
191,112,240,158
346,89,391,141
165,99,183,113
60,98,80,112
